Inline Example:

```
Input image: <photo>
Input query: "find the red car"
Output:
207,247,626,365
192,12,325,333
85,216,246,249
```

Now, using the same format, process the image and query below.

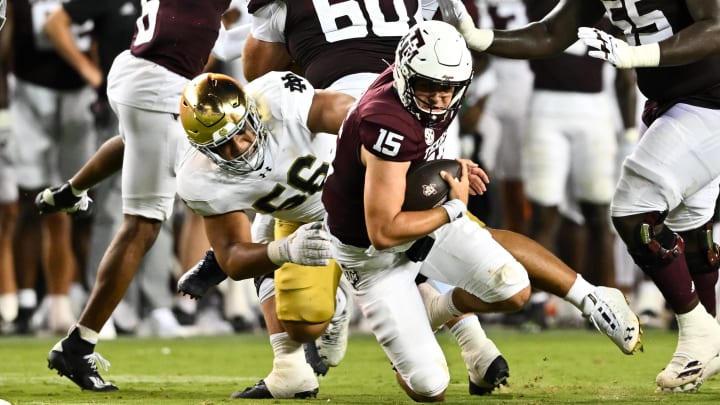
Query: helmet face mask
393,21,473,127
180,73,269,175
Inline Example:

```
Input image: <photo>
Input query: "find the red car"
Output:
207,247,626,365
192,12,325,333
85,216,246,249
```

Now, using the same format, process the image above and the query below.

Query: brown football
402,159,462,211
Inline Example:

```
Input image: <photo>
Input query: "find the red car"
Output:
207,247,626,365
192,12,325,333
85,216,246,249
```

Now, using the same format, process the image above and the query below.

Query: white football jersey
176,71,333,223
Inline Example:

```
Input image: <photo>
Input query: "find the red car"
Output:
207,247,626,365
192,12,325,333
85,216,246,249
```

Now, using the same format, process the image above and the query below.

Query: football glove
437,0,494,52
577,27,660,68
267,221,332,266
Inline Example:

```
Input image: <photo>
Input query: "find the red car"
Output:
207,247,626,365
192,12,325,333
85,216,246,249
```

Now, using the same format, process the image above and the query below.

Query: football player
322,20,642,401
440,0,720,393
237,1,518,397
176,71,355,399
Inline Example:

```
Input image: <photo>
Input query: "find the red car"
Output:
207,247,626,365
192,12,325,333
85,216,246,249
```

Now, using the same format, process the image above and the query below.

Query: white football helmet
180,73,269,175
393,20,473,127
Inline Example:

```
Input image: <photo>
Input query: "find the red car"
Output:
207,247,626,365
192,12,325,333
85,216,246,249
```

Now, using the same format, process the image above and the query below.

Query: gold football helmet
180,72,269,174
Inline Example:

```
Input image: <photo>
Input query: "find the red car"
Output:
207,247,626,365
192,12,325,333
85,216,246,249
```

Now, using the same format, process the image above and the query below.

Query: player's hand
267,222,332,266
577,27,660,68
437,0,494,52
441,159,471,206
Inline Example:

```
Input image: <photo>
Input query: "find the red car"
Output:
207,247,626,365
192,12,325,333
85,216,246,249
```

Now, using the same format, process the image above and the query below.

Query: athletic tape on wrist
441,199,466,222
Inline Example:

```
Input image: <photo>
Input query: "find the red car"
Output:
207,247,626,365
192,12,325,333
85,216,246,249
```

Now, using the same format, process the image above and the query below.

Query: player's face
211,124,258,161
412,80,454,114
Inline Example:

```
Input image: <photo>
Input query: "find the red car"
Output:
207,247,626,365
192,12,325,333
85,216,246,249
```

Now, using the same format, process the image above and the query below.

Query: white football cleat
316,276,352,367
582,287,643,355
655,305,720,392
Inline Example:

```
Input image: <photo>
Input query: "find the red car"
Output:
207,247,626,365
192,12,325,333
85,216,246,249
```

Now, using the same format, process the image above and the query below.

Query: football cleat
315,277,352,368
231,379,318,399
47,329,117,392
304,340,329,376
35,182,93,217
582,287,643,355
469,355,509,395
655,306,720,392
177,249,227,299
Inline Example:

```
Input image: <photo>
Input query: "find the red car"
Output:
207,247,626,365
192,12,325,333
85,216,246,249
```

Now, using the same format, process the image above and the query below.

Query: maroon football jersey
602,0,720,107
528,0,605,93
248,0,421,89
322,66,454,247
129,0,230,79
11,0,89,90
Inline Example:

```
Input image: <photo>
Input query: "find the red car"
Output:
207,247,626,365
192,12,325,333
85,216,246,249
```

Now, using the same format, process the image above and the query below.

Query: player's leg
231,274,319,399
333,242,449,402
48,105,179,391
0,119,18,332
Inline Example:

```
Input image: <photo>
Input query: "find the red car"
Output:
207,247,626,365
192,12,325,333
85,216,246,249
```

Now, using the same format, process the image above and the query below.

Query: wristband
629,43,660,68
266,239,286,266
459,18,494,52
0,109,9,130
441,199,466,222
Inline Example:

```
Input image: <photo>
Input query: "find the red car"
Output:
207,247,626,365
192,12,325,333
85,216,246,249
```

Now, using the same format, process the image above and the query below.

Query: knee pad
626,211,685,273
256,275,275,304
405,364,449,398
679,221,720,275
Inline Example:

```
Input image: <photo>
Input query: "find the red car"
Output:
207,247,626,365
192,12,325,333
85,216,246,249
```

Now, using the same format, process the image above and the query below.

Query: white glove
577,27,660,69
266,222,332,266
437,0,494,52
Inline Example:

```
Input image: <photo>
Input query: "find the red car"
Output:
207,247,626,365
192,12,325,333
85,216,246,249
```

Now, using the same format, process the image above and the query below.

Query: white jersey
176,71,333,223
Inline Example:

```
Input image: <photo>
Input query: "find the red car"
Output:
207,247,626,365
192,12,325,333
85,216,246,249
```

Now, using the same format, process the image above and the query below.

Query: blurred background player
8,0,95,335
0,2,18,333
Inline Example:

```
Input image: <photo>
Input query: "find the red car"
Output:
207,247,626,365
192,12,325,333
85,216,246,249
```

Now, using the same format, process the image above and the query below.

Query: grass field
0,327,719,404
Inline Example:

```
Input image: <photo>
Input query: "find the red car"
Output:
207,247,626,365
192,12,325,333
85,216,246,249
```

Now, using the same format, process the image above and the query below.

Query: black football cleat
469,355,509,395
35,182,94,217
48,329,118,392
177,249,228,299
304,340,330,376
230,379,318,399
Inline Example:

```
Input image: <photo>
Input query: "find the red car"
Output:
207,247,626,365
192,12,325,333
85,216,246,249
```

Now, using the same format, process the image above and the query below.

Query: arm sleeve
251,2,286,43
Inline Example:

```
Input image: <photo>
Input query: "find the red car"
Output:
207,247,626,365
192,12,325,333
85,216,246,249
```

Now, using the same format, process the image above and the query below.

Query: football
402,159,462,211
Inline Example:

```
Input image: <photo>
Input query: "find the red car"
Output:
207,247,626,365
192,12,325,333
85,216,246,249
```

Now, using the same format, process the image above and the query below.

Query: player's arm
242,34,293,81
203,209,331,279
439,0,605,58
43,6,102,89
652,0,720,65
306,90,356,135
361,148,469,250
201,210,277,280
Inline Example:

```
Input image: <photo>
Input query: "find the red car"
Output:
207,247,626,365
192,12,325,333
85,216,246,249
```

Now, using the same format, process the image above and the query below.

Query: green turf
0,327,718,404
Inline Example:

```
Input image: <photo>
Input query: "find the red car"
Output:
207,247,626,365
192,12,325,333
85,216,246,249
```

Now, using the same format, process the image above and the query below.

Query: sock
690,272,718,316
564,274,595,312
69,183,86,196
270,332,304,361
450,315,499,383
77,324,100,345
0,293,18,322
175,296,197,314
650,253,697,314
18,288,37,309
